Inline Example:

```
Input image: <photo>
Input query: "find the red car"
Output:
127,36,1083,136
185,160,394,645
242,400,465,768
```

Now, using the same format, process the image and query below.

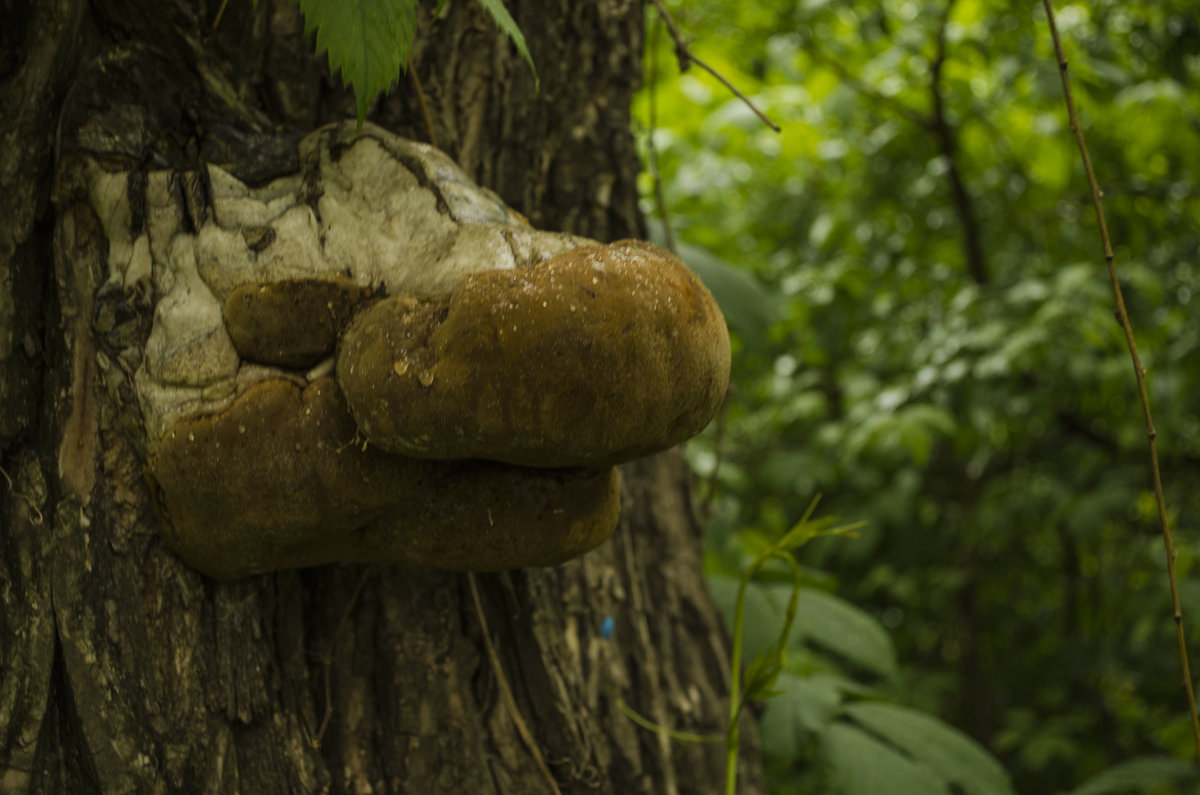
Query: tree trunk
0,1,764,793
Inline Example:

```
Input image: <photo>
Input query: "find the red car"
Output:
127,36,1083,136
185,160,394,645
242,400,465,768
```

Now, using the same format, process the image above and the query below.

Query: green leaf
743,643,786,702
716,577,897,681
1064,756,1198,795
708,575,786,662
793,588,898,679
667,238,781,356
740,550,801,706
843,702,1015,795
473,0,539,89
825,723,951,795
299,0,417,125
775,514,862,556
894,404,957,467
758,672,845,758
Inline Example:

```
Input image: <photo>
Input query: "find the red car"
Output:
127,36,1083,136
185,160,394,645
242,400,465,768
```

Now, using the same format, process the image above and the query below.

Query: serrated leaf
299,0,417,126
474,0,539,89
843,702,1015,795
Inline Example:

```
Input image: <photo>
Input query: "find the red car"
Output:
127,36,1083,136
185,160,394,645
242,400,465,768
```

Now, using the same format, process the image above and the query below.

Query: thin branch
647,0,780,132
311,566,372,748
467,573,563,795
409,60,438,149
689,54,780,133
616,698,722,744
211,0,230,29
646,16,676,252
1042,0,1200,773
928,0,989,285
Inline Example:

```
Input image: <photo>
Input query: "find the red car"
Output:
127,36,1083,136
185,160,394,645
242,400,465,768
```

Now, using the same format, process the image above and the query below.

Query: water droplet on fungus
393,359,410,376
418,369,435,387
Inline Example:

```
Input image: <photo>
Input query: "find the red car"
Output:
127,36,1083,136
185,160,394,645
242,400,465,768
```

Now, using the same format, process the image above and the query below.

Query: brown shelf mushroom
222,277,363,369
150,378,620,579
337,240,731,468
92,121,730,577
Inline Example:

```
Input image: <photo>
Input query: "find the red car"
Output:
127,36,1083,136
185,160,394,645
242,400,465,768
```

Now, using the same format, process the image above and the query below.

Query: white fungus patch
81,121,597,454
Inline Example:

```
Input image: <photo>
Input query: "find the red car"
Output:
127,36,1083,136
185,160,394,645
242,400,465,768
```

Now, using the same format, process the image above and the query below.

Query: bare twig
211,0,230,29
1041,0,1200,772
928,0,988,285
409,61,438,149
467,573,563,795
646,17,676,252
311,566,372,748
647,0,780,133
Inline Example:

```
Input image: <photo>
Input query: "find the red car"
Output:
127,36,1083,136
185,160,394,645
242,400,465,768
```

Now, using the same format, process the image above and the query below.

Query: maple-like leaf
299,0,418,126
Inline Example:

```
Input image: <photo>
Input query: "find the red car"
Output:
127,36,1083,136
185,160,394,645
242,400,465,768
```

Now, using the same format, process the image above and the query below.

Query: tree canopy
638,0,1200,792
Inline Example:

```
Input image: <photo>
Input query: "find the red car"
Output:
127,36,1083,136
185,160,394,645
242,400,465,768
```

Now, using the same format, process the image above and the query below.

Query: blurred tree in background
639,0,1200,792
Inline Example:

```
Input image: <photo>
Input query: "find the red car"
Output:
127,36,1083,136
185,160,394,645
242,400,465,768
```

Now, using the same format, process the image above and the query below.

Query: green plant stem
615,699,722,744
725,549,803,794
726,569,750,794
746,558,800,710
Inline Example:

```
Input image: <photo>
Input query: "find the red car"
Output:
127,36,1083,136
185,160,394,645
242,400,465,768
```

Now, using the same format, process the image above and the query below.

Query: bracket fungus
337,239,730,468
152,378,620,575
85,121,729,579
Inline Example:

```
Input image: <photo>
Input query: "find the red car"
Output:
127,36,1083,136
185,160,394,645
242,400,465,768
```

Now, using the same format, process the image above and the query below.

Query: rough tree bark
1,1,764,793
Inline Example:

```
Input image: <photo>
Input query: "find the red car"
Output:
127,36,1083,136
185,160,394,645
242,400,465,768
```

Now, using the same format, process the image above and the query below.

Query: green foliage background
638,0,1200,792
